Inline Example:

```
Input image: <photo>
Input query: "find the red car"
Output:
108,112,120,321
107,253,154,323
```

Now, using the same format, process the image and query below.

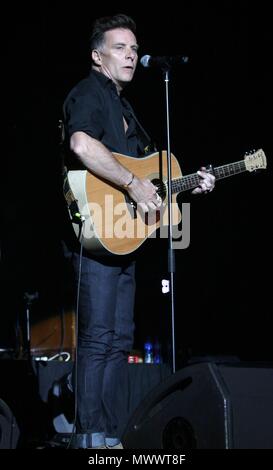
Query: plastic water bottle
144,340,153,364
153,339,162,364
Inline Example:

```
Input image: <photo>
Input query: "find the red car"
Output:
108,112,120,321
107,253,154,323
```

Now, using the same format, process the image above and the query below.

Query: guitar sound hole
151,179,166,200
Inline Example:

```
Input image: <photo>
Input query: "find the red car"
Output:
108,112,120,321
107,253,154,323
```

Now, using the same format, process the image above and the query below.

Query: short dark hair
89,14,136,51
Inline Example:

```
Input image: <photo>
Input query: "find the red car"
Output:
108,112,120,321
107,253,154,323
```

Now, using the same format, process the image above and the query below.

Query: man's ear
92,49,102,66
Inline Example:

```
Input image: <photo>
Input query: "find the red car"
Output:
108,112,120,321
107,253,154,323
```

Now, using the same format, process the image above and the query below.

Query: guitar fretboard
172,160,247,194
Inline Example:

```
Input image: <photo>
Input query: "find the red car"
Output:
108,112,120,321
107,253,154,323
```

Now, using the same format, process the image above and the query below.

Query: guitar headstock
244,149,267,172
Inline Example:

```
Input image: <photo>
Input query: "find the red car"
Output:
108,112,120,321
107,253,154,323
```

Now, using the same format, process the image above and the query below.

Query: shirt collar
89,68,118,93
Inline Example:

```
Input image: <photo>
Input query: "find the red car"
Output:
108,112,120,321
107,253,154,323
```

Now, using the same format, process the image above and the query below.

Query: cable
66,216,85,449
33,352,71,362
48,352,71,362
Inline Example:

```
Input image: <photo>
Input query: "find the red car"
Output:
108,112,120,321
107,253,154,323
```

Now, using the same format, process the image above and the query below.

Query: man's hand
192,167,215,194
127,176,162,213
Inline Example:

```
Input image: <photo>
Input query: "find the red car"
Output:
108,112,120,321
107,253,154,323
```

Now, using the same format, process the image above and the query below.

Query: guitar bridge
124,193,137,219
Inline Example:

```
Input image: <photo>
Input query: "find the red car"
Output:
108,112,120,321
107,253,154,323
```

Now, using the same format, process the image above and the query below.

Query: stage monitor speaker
122,361,273,449
0,398,20,449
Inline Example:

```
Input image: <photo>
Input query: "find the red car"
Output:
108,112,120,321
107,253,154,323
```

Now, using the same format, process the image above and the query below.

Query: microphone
140,54,189,68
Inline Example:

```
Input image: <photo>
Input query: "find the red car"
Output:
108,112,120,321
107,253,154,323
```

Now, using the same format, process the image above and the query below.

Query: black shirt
61,70,154,259
63,69,152,165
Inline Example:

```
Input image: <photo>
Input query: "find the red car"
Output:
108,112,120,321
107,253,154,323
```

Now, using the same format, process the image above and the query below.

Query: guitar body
66,148,266,255
67,151,182,255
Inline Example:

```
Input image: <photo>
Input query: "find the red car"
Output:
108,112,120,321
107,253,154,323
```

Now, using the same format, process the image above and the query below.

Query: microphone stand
161,65,176,374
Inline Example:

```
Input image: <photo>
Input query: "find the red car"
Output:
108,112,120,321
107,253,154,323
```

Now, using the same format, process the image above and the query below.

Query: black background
2,1,272,365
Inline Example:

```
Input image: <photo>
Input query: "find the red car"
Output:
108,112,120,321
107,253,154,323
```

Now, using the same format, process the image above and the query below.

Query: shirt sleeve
64,88,104,140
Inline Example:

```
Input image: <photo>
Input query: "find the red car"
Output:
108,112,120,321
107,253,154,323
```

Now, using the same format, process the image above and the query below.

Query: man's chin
122,70,135,80
119,77,133,89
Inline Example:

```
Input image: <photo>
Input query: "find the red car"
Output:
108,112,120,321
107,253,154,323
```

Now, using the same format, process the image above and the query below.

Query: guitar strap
58,119,82,226
121,98,157,155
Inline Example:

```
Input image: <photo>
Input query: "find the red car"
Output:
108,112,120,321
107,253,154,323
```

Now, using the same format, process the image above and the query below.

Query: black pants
68,248,136,440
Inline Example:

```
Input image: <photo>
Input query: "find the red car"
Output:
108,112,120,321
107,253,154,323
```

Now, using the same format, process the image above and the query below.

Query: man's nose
126,49,136,60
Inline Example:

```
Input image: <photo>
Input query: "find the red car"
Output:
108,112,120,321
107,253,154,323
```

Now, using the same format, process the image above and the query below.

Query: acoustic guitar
64,149,266,255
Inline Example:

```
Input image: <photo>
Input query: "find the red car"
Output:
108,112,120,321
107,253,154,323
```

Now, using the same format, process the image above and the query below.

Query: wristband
122,174,135,189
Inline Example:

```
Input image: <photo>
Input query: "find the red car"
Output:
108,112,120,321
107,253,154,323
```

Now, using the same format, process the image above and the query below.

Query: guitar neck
172,160,247,194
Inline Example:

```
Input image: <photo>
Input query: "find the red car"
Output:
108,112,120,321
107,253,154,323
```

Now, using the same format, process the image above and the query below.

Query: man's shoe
106,442,124,449
105,437,123,449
